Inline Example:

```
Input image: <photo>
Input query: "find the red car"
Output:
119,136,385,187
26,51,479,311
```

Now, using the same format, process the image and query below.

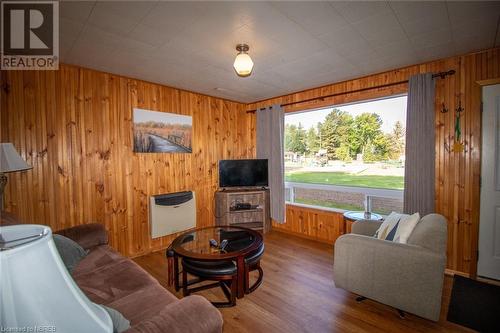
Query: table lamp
0,224,113,333
0,143,32,209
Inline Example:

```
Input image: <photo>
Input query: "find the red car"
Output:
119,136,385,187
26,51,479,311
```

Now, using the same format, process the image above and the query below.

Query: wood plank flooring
134,231,473,333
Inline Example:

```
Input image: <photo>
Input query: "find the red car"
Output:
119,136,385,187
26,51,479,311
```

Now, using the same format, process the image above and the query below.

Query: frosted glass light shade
233,53,254,77
0,224,112,333
0,143,31,173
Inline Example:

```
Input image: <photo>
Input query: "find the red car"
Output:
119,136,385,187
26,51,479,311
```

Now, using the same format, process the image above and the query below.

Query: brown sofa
1,212,223,333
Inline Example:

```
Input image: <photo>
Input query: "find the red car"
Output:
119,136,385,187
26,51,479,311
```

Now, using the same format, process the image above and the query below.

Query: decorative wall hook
444,99,466,153
440,102,448,113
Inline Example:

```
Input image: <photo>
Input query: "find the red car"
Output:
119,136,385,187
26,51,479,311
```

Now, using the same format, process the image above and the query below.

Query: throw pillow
395,212,420,244
373,212,421,244
100,305,131,333
53,234,88,273
374,212,408,241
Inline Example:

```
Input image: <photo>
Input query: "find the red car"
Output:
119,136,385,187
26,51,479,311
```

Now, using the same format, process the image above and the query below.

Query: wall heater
149,191,196,238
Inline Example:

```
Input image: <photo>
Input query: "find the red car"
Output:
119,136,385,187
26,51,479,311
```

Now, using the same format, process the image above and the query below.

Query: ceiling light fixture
233,44,253,77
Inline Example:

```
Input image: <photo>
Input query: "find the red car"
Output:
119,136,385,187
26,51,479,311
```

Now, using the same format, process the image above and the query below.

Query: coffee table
169,226,263,299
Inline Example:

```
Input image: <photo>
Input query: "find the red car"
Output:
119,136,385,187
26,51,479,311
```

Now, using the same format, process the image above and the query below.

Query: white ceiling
60,1,500,103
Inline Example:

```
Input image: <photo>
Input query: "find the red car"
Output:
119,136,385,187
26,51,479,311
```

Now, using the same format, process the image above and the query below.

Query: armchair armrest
124,295,223,333
351,220,382,236
55,223,108,250
333,234,446,321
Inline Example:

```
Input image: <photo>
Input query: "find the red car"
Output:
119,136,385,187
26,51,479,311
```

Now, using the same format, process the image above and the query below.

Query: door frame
471,78,500,278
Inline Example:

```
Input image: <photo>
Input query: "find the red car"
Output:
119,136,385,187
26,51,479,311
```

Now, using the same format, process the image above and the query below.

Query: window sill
285,201,347,214
285,202,389,219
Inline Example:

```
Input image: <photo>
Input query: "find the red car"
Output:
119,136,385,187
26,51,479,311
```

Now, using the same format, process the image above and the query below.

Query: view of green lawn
285,171,404,190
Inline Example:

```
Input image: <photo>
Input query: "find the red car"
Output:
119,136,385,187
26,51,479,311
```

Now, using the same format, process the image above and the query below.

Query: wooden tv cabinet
215,188,270,233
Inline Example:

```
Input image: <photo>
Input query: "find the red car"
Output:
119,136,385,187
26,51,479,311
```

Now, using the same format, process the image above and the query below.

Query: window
284,95,406,215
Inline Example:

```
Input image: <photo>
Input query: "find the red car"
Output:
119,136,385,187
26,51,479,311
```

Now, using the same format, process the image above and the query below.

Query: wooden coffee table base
183,276,237,307
172,253,252,299
168,226,265,303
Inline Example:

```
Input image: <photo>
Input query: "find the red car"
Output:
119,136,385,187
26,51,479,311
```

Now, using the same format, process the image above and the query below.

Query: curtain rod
246,70,456,113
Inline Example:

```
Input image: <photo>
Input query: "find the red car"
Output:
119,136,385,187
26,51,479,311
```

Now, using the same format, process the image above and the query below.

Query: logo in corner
1,1,59,70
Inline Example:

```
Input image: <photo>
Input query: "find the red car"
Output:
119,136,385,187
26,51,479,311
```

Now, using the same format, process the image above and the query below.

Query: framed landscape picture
133,108,192,153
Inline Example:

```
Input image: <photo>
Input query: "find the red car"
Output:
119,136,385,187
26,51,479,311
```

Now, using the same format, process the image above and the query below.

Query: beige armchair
333,214,447,321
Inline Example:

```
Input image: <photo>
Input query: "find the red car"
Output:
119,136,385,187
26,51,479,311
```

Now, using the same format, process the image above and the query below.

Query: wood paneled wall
1,64,255,257
249,48,500,276
274,204,345,245
2,48,500,275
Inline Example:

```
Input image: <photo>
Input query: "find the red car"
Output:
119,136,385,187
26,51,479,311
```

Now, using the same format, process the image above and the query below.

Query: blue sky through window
285,95,407,134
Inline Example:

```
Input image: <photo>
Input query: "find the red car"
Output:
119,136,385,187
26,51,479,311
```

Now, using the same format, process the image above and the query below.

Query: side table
343,211,383,234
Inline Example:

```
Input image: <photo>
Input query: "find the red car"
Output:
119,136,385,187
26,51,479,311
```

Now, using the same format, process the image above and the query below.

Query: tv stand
215,189,270,233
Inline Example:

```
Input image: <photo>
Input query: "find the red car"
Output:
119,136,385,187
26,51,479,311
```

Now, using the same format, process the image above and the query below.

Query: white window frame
285,182,403,214
284,94,407,214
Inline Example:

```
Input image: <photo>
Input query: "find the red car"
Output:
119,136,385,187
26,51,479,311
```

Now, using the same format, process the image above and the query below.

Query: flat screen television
219,159,268,188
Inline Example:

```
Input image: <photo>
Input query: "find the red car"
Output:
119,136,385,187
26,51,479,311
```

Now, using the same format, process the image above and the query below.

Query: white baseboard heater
149,191,196,238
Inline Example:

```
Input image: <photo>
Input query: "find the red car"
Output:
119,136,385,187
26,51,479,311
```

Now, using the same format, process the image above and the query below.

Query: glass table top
172,226,261,259
343,211,383,221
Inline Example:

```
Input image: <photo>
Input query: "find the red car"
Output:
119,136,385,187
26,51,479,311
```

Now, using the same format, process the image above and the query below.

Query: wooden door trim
477,78,500,86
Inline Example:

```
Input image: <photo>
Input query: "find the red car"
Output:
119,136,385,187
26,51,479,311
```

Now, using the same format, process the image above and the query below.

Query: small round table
343,211,383,233
170,226,263,299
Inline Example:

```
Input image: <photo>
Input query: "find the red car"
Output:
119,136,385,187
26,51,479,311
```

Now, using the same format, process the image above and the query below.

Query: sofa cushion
72,245,127,276
73,245,178,324
122,296,223,333
53,234,88,273
107,284,178,326
56,223,109,250
73,250,166,304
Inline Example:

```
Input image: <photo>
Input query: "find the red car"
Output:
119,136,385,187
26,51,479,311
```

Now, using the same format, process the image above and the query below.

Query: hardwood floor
134,231,473,333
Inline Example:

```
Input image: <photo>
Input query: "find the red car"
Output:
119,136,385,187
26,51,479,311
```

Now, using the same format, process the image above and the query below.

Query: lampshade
233,44,254,77
0,143,32,173
0,224,113,333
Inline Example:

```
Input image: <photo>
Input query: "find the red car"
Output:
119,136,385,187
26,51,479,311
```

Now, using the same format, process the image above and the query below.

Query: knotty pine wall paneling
2,48,500,276
248,48,500,276
1,64,256,257
274,204,345,245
